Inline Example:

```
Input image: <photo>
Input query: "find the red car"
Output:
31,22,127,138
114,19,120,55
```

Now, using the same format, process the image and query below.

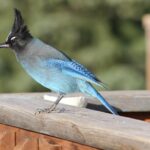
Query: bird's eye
10,36,17,41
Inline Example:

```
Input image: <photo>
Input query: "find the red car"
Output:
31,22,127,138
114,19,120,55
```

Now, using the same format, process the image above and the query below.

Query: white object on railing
43,94,87,108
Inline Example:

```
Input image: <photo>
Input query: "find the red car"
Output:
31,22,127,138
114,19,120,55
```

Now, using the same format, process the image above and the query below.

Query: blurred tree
0,0,149,92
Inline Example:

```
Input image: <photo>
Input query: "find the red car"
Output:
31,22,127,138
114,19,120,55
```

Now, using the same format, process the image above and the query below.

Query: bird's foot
35,104,57,115
35,108,51,115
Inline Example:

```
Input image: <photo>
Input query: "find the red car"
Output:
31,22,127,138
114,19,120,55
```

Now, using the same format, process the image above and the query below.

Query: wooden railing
0,91,150,150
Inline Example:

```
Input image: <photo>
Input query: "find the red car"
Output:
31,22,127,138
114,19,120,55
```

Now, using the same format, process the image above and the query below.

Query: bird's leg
48,94,64,112
35,94,64,114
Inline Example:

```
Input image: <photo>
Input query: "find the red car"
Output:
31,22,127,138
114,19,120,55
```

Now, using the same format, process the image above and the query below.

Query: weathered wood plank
0,92,150,149
1,91,150,112
87,90,150,112
10,124,99,150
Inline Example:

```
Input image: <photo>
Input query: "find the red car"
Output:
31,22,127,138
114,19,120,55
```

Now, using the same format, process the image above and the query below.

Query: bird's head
0,9,32,51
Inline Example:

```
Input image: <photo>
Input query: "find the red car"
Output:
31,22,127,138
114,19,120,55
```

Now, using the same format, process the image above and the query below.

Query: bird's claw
35,104,57,115
35,108,51,115
35,108,49,115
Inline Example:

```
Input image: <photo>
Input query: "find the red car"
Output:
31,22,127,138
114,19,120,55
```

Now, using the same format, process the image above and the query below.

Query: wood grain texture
39,138,61,150
14,138,38,150
0,92,150,149
87,90,150,112
1,91,150,112
0,131,15,150
0,124,99,150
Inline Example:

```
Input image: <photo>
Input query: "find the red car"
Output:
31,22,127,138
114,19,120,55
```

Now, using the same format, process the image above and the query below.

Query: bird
0,9,118,115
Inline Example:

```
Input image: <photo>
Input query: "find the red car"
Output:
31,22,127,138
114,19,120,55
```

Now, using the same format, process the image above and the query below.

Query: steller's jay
0,9,118,115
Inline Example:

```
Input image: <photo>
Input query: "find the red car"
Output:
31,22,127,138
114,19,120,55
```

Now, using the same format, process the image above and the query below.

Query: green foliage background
0,0,149,92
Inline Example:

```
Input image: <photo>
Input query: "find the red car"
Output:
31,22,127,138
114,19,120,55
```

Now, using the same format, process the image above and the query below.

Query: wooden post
143,15,150,89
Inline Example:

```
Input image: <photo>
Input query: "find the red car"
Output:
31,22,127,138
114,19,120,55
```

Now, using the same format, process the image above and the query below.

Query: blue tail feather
94,90,118,115
78,80,118,115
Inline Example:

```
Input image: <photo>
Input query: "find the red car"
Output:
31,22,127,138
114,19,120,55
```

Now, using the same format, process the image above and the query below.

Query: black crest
11,8,32,39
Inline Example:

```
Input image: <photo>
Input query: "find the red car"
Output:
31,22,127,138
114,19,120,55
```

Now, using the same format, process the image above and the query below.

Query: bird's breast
18,56,79,93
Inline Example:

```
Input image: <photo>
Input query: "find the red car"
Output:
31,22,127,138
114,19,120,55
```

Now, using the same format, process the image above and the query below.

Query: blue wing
44,59,107,88
42,58,118,114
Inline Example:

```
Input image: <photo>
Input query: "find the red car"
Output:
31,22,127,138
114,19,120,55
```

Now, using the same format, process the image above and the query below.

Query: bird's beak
0,42,9,48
